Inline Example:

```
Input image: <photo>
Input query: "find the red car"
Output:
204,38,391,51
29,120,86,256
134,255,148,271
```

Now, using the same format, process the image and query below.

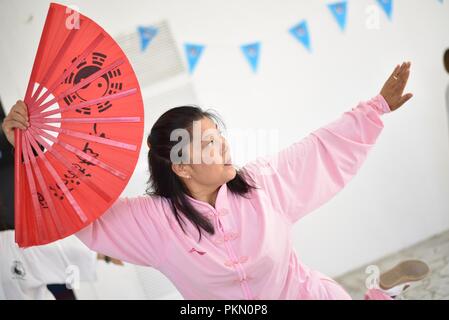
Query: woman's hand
380,61,413,112
1,100,29,147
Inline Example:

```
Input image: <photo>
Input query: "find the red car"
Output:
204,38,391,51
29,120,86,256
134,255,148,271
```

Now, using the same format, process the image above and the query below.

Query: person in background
0,228,94,300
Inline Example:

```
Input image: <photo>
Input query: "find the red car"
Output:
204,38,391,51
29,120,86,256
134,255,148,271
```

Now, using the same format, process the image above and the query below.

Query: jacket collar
184,183,229,216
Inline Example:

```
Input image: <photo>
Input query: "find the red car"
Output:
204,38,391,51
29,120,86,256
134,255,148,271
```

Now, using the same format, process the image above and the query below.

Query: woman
2,62,426,300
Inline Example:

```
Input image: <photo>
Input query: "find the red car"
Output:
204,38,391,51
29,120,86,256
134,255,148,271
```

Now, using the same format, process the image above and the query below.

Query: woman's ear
171,163,192,179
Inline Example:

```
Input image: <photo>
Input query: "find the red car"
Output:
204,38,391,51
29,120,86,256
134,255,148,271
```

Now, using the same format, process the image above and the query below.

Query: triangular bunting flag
328,1,348,31
241,42,260,73
184,44,205,74
376,0,393,20
137,26,158,52
289,20,311,52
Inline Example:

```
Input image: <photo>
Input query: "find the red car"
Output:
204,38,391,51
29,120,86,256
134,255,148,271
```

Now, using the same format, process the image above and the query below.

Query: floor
336,229,449,300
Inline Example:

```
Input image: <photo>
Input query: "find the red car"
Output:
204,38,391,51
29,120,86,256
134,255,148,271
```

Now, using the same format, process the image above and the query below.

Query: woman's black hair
146,106,256,242
444,48,449,74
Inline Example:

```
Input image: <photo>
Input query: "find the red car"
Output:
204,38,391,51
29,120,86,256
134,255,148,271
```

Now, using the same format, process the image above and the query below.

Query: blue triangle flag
376,0,393,20
289,20,311,52
137,26,158,52
241,42,261,73
184,44,205,74
328,1,348,31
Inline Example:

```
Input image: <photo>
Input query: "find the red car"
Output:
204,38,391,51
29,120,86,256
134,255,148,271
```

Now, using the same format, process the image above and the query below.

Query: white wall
1,0,449,298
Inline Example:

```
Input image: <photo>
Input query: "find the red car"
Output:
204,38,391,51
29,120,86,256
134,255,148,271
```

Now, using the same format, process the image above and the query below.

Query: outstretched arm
243,62,413,224
76,196,169,267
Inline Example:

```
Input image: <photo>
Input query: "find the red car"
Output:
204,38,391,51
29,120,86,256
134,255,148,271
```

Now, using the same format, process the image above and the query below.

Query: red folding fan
14,3,144,247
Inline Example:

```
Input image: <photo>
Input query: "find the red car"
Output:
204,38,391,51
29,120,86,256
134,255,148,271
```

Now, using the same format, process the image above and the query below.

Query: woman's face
172,116,236,189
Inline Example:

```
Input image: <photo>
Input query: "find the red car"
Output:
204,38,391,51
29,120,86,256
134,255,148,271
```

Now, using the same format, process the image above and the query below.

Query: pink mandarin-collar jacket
77,94,392,300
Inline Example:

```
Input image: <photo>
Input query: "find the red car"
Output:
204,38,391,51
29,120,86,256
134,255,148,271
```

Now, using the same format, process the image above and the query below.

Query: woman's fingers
13,101,29,120
388,62,409,86
398,62,407,74
391,63,402,80
398,62,411,78
380,61,413,111
11,103,28,121
393,61,409,81
11,111,29,127
4,119,27,131
394,63,413,108
7,108,29,128
398,93,413,107
396,64,411,93
389,64,400,80
6,100,30,129
389,62,410,92
400,67,410,86
1,101,30,147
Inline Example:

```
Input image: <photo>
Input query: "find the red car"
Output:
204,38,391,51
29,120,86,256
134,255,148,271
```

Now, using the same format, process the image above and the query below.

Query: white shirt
0,230,97,300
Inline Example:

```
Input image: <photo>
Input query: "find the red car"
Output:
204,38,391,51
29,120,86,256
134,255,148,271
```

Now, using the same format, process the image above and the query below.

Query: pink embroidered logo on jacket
189,247,206,255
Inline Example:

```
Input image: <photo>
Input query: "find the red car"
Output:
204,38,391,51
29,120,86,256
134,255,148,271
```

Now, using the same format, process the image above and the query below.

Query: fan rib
33,122,137,151
15,129,25,245
31,58,125,115
21,134,49,243
34,116,141,124
24,131,89,224
23,132,66,238
24,6,57,104
31,33,105,110
29,28,78,111
33,126,128,180
28,127,113,203
31,88,137,119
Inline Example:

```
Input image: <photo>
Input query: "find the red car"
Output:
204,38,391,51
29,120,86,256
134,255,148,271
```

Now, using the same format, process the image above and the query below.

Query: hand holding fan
15,3,144,247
